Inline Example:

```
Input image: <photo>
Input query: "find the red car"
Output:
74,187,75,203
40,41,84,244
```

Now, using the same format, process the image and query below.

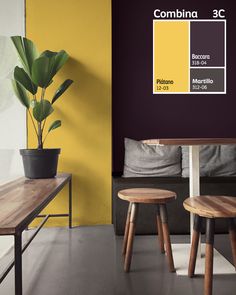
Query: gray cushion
182,145,236,177
123,138,181,177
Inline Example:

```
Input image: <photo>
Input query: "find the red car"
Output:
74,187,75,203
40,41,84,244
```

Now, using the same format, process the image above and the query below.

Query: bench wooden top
118,188,176,204
183,196,236,218
0,173,71,235
142,138,236,146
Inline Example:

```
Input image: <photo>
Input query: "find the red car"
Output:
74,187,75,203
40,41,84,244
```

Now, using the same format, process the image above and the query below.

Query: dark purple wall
112,0,236,172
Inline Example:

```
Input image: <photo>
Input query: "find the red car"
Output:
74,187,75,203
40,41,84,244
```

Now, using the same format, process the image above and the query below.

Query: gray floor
0,225,235,295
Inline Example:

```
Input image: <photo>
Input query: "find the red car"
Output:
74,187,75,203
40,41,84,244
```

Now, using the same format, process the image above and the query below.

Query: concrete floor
0,225,235,295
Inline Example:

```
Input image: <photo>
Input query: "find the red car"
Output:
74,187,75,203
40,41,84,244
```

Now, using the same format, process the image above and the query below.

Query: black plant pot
20,149,61,179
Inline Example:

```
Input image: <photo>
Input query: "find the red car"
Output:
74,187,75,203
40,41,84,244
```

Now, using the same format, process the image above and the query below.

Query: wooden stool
118,188,177,273
183,196,236,295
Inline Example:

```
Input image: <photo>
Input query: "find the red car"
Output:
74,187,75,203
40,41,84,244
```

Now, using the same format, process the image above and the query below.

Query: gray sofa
112,139,236,235
112,175,236,235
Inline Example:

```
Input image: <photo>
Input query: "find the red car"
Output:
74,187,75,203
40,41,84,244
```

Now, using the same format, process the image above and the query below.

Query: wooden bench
0,173,72,295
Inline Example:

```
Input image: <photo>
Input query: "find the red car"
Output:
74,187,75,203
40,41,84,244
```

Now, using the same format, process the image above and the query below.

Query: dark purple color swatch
190,21,225,67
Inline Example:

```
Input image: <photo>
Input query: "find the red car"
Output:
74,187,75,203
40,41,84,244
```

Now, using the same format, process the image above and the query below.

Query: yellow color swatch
153,21,189,93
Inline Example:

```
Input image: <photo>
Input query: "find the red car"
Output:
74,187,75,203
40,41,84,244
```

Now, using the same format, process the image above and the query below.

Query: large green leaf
14,66,37,95
45,50,69,80
52,79,73,104
48,120,61,133
11,36,39,76
53,50,69,74
12,80,30,109
31,56,53,88
23,37,39,75
32,50,70,88
33,100,54,122
11,36,28,73
40,50,57,59
11,36,69,89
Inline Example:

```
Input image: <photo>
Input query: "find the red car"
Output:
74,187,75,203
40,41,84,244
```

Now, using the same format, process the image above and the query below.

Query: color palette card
153,20,226,94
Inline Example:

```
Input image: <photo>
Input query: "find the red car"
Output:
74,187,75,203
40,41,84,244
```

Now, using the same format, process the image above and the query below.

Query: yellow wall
26,0,111,226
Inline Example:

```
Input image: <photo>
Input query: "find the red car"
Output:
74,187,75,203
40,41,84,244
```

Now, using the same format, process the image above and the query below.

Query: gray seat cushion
123,138,181,177
182,145,236,177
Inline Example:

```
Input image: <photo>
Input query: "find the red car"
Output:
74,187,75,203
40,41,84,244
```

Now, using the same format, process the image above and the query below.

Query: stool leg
205,218,215,295
156,205,165,254
188,215,202,277
228,218,236,270
122,202,132,255
124,203,138,272
160,204,175,272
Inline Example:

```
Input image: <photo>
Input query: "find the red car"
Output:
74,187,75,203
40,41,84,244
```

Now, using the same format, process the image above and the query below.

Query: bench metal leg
15,232,22,295
228,218,236,270
69,177,72,228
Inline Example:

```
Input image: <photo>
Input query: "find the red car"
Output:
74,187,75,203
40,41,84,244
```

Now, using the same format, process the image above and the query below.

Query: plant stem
28,110,38,137
41,88,45,101
43,131,49,144
42,118,47,134
38,88,46,149
38,122,43,149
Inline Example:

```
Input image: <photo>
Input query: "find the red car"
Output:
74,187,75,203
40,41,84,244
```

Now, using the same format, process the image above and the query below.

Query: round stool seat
183,195,236,218
118,188,176,204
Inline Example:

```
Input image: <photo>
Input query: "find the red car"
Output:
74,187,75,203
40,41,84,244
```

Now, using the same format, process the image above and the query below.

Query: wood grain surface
142,138,236,146
183,196,236,218
118,188,176,204
0,173,71,234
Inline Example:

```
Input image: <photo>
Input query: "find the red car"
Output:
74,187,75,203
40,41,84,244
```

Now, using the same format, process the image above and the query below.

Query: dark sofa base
112,175,236,235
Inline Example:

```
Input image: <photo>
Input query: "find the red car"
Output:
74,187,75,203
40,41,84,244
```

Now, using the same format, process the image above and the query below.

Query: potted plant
11,36,73,178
